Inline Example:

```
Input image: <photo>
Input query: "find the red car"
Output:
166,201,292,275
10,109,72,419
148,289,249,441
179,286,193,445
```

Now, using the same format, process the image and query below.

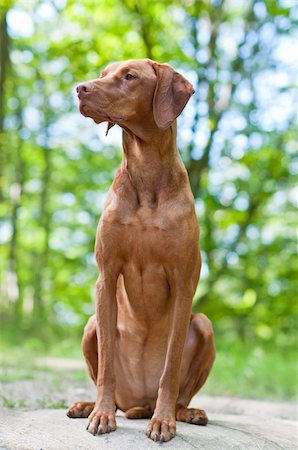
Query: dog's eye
125,73,136,80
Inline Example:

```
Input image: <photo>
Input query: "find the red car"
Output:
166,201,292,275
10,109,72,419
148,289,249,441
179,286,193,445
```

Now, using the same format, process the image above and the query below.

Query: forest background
0,0,297,401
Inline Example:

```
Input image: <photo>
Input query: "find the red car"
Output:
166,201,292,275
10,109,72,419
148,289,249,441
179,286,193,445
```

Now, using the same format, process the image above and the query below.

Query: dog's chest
105,190,194,229
98,188,199,269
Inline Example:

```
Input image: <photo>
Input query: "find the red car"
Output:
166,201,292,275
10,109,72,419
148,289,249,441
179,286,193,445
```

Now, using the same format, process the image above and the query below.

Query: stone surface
0,395,296,450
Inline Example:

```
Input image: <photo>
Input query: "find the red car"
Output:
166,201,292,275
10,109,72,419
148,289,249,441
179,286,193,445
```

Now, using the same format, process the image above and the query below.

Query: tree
0,0,296,349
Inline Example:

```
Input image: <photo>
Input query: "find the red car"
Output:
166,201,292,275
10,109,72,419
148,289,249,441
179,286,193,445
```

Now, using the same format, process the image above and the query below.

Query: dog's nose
76,83,89,97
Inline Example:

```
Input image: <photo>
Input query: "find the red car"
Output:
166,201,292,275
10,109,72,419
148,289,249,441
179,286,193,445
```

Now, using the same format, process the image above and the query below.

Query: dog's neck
118,121,188,208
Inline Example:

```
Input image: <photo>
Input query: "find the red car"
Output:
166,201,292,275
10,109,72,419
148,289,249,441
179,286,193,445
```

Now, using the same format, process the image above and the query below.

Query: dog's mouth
79,101,122,125
78,102,90,117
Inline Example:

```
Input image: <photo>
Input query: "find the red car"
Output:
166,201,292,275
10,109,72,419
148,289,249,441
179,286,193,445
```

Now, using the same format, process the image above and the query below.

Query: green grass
0,338,296,404
1,397,28,409
201,342,297,401
36,398,69,409
0,368,35,383
0,354,88,385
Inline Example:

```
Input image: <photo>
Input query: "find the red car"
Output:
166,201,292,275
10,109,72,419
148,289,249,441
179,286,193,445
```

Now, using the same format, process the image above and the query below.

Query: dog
67,59,215,443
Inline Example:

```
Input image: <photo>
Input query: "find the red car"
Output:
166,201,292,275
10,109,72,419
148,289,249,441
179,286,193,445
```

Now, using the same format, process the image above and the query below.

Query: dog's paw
87,409,116,435
176,407,208,425
67,401,95,418
145,417,176,442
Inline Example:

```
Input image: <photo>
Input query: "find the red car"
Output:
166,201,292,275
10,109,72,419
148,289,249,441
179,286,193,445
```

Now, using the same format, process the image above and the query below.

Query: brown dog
67,59,215,443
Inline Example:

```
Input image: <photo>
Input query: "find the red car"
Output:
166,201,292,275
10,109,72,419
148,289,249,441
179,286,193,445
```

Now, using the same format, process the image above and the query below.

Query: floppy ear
152,63,195,129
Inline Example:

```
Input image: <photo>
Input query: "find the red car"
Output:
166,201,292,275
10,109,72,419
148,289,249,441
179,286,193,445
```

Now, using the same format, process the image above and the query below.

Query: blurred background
0,0,297,405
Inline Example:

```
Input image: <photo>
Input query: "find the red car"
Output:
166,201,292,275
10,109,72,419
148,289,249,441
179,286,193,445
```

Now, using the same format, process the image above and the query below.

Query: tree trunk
32,72,52,323
32,143,51,323
0,10,9,201
10,106,26,323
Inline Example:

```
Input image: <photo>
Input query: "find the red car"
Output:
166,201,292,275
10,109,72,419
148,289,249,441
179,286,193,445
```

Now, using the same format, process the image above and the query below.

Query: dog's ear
152,63,195,129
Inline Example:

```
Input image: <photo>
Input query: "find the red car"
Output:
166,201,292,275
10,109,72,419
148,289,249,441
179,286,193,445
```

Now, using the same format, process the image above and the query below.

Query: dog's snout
76,83,90,97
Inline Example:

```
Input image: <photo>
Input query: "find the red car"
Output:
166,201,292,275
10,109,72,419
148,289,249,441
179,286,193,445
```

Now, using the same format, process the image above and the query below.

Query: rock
0,395,296,450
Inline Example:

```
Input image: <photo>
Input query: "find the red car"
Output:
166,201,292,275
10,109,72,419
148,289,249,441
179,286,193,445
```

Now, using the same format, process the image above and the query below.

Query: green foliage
0,0,297,394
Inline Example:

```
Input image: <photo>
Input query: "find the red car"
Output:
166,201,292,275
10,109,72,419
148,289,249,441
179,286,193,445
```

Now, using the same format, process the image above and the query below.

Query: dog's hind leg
125,404,153,419
176,313,215,425
67,315,98,418
67,401,95,418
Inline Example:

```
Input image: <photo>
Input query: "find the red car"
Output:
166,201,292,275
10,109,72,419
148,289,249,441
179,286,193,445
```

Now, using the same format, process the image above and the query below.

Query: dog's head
76,59,195,131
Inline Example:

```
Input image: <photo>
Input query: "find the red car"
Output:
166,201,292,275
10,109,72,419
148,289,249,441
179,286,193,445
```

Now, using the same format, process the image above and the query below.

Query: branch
122,1,154,59
197,199,259,309
187,2,257,197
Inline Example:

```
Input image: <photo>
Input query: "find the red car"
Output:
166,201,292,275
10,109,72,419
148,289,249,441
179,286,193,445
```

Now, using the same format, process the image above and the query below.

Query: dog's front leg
87,271,118,435
146,274,194,442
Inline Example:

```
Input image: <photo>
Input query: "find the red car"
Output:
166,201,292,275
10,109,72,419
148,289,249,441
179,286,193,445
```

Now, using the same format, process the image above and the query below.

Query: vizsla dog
67,59,215,443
